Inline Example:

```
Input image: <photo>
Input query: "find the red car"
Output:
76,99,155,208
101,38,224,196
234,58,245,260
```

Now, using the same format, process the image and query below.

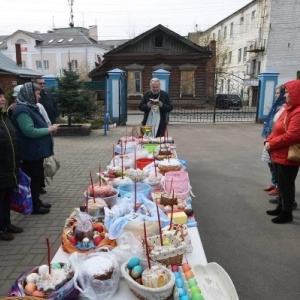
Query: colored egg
127,257,140,269
178,287,186,297
191,294,204,300
188,278,197,288
180,295,190,300
131,265,143,279
51,262,61,269
26,273,39,284
173,271,181,279
175,278,183,288
31,290,45,296
172,265,179,272
185,270,194,280
191,286,201,294
24,282,36,294
182,263,191,273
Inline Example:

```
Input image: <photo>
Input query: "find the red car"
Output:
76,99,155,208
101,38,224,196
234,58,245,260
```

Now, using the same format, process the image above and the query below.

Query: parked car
215,94,242,110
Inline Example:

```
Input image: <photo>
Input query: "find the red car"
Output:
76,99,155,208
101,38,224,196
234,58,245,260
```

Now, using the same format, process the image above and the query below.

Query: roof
105,24,211,56
0,53,42,77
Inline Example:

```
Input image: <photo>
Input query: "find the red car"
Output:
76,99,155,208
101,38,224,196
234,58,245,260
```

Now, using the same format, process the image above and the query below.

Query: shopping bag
44,155,60,184
10,169,32,215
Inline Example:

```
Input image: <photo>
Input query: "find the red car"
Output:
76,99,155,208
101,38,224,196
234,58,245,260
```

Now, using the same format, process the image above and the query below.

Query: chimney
88,25,98,41
15,44,22,67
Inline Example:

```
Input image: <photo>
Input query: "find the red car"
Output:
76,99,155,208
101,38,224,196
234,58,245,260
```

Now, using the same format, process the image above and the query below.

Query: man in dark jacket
34,76,58,125
0,88,23,240
139,78,173,137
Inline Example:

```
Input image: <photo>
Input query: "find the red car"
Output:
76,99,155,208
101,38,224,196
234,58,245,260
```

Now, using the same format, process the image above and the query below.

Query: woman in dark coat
139,78,173,137
0,88,23,241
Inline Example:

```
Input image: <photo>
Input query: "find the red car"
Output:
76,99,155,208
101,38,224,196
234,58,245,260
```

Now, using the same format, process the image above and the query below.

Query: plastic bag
44,155,60,184
104,193,170,239
111,231,145,265
70,249,120,300
74,211,94,242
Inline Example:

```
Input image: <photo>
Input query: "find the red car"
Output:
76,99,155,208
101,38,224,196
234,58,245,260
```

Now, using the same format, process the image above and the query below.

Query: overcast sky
1,0,253,39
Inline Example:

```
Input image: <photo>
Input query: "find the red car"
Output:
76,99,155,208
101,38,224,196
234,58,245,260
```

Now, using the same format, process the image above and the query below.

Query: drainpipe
40,47,44,73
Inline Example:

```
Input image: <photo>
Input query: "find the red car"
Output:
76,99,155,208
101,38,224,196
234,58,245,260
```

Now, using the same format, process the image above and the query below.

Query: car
215,94,242,110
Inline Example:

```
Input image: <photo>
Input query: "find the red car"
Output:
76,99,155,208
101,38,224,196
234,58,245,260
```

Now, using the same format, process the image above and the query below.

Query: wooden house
89,24,216,109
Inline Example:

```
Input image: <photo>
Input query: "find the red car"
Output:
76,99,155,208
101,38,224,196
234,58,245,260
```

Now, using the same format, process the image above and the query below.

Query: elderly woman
265,79,300,223
139,78,173,137
12,83,57,214
0,88,23,240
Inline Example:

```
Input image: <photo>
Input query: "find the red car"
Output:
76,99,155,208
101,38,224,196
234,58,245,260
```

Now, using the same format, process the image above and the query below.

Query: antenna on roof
68,0,74,28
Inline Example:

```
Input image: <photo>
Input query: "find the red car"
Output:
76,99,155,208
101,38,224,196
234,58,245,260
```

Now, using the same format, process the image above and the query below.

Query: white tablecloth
52,226,207,299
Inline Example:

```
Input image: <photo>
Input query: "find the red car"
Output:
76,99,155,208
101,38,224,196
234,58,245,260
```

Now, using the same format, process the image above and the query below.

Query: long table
52,227,207,299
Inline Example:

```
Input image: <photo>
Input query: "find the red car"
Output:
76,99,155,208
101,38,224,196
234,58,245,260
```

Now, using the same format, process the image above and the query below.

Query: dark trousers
0,188,13,231
21,160,43,211
274,163,299,213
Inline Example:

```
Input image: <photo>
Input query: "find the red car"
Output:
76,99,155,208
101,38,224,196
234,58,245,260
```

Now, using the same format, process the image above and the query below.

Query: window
238,48,242,63
212,32,216,40
251,10,256,19
230,22,234,37
127,71,142,94
224,26,227,38
16,38,26,44
68,38,75,42
154,35,163,47
57,39,64,43
36,60,42,69
71,60,78,71
180,70,195,97
257,61,261,74
22,61,26,67
222,54,227,66
228,51,232,64
240,17,244,25
218,30,221,39
48,39,54,43
243,47,247,61
43,60,49,69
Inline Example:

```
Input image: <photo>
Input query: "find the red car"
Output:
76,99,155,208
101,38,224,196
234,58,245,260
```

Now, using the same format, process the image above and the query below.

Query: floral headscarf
17,82,39,107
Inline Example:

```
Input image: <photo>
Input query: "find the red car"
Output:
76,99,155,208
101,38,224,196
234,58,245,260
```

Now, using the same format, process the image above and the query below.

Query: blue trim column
257,70,279,122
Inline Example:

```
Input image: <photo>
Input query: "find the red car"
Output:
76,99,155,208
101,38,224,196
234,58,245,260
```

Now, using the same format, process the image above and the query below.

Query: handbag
284,115,300,162
44,155,60,182
10,169,33,215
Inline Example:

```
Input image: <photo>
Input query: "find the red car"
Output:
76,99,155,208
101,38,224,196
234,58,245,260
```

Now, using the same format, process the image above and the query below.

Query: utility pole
68,0,74,27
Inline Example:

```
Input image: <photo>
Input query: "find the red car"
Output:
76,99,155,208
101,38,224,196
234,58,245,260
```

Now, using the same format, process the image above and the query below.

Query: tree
56,62,96,126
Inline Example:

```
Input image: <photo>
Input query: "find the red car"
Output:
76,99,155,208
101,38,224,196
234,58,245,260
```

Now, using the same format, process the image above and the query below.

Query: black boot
38,199,51,209
32,207,50,215
272,211,293,224
266,206,282,216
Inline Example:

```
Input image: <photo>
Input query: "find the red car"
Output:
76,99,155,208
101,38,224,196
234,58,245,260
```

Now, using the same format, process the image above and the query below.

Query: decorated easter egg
127,257,140,269
25,282,36,294
131,265,143,279
182,263,191,273
32,289,45,296
184,270,194,280
172,265,179,272
178,287,186,297
25,273,39,284
173,271,181,279
180,296,190,300
175,278,183,288
188,277,197,288
191,285,201,295
51,262,61,269
191,293,204,300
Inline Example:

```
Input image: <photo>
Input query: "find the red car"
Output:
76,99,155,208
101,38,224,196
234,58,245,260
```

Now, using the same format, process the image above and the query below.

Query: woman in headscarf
261,85,285,196
0,88,23,240
12,82,58,214
265,80,300,223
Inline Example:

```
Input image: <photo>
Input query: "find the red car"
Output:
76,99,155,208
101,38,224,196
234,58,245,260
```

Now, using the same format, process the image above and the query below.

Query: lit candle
113,144,115,167
169,190,175,230
86,188,89,212
134,146,137,170
89,170,95,203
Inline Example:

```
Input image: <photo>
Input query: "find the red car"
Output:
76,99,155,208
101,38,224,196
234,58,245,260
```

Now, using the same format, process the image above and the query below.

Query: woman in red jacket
265,79,300,223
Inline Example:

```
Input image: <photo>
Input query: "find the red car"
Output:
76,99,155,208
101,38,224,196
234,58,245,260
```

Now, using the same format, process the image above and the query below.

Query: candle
89,170,95,203
98,164,101,186
86,188,89,212
113,145,115,167
121,154,124,179
121,141,123,156
144,221,151,269
46,237,51,274
156,204,163,246
134,146,137,169
153,152,157,177
169,190,175,230
124,140,127,154
134,177,137,212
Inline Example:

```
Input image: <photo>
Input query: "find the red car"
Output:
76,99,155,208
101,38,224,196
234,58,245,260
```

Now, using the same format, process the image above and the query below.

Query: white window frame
36,60,42,69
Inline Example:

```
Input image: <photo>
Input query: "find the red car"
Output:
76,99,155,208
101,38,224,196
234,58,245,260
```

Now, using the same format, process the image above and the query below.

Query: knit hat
0,88,4,95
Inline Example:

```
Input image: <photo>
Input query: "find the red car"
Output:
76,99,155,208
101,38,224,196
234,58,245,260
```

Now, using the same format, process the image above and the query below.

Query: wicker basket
147,233,186,266
121,259,175,300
